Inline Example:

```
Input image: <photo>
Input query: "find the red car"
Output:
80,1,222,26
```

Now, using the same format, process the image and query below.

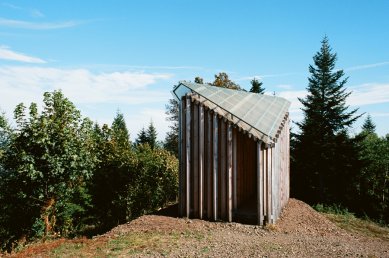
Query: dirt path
9,199,389,257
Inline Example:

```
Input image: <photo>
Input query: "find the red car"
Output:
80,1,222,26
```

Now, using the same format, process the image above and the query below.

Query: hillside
6,199,389,257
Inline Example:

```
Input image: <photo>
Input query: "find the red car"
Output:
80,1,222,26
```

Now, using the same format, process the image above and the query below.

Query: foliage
0,91,179,252
194,77,204,84
212,72,241,90
135,122,158,149
0,91,97,251
164,98,179,157
88,116,136,233
361,114,376,134
355,129,389,223
126,145,178,219
291,37,361,205
249,78,265,94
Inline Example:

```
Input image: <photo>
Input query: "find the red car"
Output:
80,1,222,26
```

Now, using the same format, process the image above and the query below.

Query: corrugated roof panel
173,81,291,144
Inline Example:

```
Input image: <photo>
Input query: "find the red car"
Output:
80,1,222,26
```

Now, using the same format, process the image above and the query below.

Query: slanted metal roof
172,81,291,144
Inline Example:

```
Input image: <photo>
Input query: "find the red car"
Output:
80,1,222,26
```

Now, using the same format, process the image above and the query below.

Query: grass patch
44,230,207,257
323,213,389,241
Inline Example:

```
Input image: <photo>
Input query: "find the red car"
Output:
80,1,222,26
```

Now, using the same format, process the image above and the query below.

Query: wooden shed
172,81,291,225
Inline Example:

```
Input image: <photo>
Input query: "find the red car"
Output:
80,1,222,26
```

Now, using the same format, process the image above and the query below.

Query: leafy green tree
212,72,241,90
89,114,135,233
126,145,178,219
0,91,96,250
249,78,265,94
291,37,361,205
355,116,389,223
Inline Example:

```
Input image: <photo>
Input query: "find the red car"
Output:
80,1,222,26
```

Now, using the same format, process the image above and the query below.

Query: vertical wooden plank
185,96,191,218
192,103,199,217
267,147,272,224
257,141,263,225
227,123,233,222
220,120,226,220
232,128,237,211
212,113,218,221
263,148,267,223
178,97,183,217
207,110,212,220
199,104,204,219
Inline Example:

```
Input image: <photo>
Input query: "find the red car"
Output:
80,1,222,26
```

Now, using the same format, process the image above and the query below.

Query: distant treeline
0,91,178,252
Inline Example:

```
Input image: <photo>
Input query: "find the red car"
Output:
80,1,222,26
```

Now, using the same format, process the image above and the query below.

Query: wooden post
193,103,199,217
227,123,233,222
233,128,237,211
267,148,272,224
185,95,191,218
207,110,212,219
263,148,267,223
257,141,263,225
220,120,226,220
213,113,218,221
199,104,204,219
178,97,183,217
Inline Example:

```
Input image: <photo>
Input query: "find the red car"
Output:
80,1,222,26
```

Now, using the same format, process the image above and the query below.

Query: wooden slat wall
179,93,290,224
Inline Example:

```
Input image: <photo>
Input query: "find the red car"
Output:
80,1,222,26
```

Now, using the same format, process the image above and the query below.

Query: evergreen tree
194,77,204,84
164,98,179,156
146,121,158,149
361,114,376,134
111,111,131,150
249,78,265,94
136,127,148,146
291,37,361,205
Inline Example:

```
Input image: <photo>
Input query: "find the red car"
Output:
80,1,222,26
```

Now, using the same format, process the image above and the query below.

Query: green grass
323,213,389,241
43,229,207,257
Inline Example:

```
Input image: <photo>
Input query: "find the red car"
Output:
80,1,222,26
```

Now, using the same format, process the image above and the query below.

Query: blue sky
0,1,389,140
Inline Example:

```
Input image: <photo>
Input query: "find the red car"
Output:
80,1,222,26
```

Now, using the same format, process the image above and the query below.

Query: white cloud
0,45,46,63
0,66,172,118
0,17,81,29
348,83,389,106
345,62,389,72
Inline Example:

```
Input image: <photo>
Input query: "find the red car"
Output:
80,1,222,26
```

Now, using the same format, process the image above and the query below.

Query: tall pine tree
291,37,361,205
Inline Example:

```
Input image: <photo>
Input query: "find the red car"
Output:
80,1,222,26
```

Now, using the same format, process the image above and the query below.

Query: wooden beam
220,120,226,220
199,104,204,219
213,113,218,221
232,128,237,210
185,95,191,218
178,97,183,217
207,110,212,220
257,141,263,225
193,102,199,217
227,123,233,222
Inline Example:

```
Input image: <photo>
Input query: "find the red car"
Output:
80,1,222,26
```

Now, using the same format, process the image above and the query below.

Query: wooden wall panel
179,95,290,225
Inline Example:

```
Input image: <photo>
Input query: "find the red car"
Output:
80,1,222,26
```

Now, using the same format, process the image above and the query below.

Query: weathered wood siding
179,94,290,224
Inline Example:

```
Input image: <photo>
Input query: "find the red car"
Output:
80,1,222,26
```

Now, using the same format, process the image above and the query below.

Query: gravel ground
96,198,389,257
8,198,389,257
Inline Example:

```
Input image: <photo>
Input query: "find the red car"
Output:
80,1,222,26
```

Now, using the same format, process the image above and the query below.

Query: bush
126,144,178,219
